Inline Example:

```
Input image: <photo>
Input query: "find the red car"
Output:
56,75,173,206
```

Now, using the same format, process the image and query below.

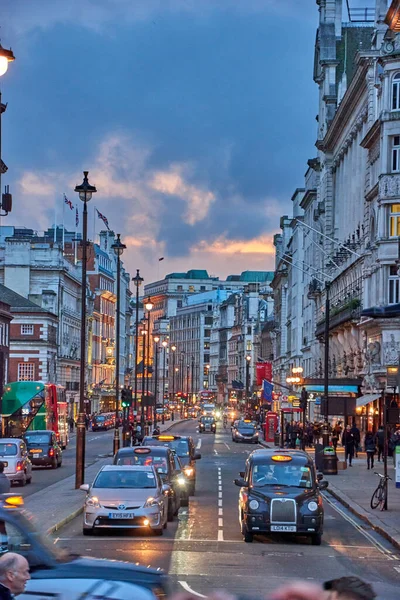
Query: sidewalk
260,436,400,550
24,418,186,535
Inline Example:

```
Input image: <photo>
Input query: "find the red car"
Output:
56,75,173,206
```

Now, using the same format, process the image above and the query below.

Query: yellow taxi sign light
5,496,24,507
158,435,174,441
271,455,292,462
244,419,252,423
134,447,151,454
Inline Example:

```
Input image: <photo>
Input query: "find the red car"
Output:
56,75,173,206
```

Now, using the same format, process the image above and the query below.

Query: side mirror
317,473,323,481
319,480,329,491
80,484,90,492
194,453,201,460
234,478,247,488
162,484,171,494
239,471,245,478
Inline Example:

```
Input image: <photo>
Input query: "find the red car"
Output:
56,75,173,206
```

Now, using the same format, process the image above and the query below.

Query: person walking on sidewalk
350,422,361,458
342,425,355,466
364,431,376,470
375,425,384,462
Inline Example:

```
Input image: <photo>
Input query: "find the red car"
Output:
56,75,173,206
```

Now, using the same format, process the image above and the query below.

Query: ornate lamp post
162,340,168,424
205,363,210,389
245,354,251,413
171,345,176,421
132,270,143,416
74,171,97,489
111,233,126,455
153,335,160,427
144,298,153,427
140,323,147,430
0,43,15,218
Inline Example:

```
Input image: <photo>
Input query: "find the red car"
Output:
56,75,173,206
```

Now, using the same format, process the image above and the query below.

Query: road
55,421,400,598
21,429,115,497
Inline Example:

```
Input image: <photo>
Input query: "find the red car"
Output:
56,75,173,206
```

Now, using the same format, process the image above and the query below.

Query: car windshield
238,425,255,433
24,434,51,444
116,454,168,474
201,417,214,423
0,444,18,456
93,470,157,489
94,416,105,421
143,438,190,458
251,463,313,489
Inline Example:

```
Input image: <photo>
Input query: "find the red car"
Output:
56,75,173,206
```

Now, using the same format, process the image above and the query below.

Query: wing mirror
234,478,247,488
239,471,245,478
194,453,202,460
317,473,323,481
319,480,329,491
80,484,90,492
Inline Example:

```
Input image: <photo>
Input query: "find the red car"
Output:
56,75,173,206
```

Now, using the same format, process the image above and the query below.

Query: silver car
80,465,168,536
0,439,32,486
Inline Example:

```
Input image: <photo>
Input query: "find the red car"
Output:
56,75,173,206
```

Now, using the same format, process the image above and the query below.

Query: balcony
379,174,400,200
316,298,362,337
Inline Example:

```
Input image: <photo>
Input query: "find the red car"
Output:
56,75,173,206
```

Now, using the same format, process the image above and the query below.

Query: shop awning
303,384,359,394
356,394,381,408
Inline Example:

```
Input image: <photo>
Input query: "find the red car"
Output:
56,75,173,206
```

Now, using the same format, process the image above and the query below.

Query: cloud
19,171,57,196
193,235,276,256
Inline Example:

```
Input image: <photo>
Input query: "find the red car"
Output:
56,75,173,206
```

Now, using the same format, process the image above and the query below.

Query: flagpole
62,196,65,253
93,205,96,243
75,205,78,266
54,198,57,243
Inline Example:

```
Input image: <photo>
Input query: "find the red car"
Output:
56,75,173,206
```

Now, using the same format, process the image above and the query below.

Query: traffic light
121,387,132,408
300,387,308,411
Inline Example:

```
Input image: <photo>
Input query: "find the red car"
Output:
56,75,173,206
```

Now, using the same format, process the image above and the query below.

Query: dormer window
392,73,400,110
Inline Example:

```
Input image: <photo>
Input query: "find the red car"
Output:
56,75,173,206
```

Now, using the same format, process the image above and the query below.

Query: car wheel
57,460,62,468
26,475,32,484
188,483,195,496
311,533,322,546
19,474,26,487
153,527,163,536
181,494,189,507
244,529,253,543
163,517,168,529
167,499,174,522
51,458,57,469
83,528,94,536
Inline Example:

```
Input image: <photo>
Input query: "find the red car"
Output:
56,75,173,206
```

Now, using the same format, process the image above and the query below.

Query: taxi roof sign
271,455,292,462
134,447,151,454
4,495,24,507
158,435,175,441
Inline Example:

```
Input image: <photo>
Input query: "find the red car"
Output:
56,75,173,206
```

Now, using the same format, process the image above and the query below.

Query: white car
21,578,156,600
81,464,169,535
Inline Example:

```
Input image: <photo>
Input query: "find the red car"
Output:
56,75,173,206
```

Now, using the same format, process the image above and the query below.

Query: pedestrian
331,423,341,452
375,425,384,462
85,414,90,431
153,425,160,436
0,553,30,600
342,425,355,466
0,463,10,495
136,423,143,444
364,431,376,470
350,422,361,458
389,428,400,466
68,416,74,433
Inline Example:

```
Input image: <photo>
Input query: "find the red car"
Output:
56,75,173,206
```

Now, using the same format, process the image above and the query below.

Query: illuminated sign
271,455,293,462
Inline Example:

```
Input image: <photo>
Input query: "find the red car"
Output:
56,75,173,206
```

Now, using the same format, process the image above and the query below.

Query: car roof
0,439,22,444
100,464,155,472
24,430,52,434
249,448,313,464
116,446,171,455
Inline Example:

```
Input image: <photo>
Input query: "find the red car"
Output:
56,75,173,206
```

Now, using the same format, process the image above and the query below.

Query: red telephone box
263,412,278,443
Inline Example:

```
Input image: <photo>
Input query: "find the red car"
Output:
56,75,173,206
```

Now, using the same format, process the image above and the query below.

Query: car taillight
49,448,54,457
16,462,23,472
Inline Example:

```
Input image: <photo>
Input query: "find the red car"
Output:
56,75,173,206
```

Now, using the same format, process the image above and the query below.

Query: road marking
218,486,222,492
219,508,223,516
214,449,219,455
218,518,223,527
179,581,206,598
393,566,400,574
218,492,222,498
196,439,202,450
218,529,224,541
224,442,230,450
218,499,222,507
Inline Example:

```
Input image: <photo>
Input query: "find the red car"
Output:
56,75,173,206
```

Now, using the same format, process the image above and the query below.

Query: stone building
0,296,12,398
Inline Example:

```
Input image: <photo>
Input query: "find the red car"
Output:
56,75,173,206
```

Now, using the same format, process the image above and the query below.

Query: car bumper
84,507,163,530
243,513,323,534
199,428,215,433
234,436,259,443
5,472,25,483
29,456,53,466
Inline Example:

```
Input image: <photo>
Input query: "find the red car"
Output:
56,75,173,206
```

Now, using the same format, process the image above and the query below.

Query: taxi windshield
251,463,313,489
24,433,51,444
116,454,168,473
238,424,255,432
201,417,214,423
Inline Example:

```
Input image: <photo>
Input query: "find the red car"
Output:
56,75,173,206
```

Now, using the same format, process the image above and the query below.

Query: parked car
23,430,62,469
0,439,32,486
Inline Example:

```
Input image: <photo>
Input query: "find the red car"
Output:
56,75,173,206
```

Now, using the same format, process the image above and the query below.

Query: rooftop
0,284,49,313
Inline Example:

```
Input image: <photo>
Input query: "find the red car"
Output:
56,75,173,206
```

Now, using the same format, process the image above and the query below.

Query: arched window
392,73,400,110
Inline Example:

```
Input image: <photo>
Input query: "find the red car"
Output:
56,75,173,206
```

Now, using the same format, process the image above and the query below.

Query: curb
46,418,190,534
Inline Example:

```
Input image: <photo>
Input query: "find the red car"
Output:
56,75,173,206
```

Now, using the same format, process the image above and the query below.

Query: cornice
360,119,381,149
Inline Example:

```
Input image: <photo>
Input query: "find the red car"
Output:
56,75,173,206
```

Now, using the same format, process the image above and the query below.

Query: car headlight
249,499,259,510
236,432,243,437
184,467,194,477
144,497,159,508
255,432,259,436
86,496,100,508
177,476,186,487
307,501,318,512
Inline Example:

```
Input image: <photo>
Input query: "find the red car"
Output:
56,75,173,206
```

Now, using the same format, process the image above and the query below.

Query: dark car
235,449,328,545
113,446,182,521
23,430,62,469
232,421,259,444
0,494,168,597
142,434,201,496
171,452,189,507
199,416,216,434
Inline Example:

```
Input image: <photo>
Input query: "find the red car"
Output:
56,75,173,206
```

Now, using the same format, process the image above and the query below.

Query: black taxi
234,449,328,545
142,434,201,496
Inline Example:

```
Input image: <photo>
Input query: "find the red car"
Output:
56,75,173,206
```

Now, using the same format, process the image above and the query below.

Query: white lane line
219,508,223,516
218,518,223,527
224,442,230,450
196,439,202,450
218,486,222,492
214,449,219,455
218,492,222,499
179,581,206,598
218,529,224,541
393,566,400,574
218,499,223,507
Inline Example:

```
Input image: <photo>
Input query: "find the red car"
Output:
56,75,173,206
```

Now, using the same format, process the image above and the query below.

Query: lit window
21,324,34,335
393,74,400,111
18,363,35,381
389,266,400,304
389,204,400,237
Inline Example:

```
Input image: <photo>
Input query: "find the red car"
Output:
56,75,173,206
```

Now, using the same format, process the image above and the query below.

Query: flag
75,206,79,227
262,379,273,402
63,194,73,210
96,208,110,230
159,257,164,262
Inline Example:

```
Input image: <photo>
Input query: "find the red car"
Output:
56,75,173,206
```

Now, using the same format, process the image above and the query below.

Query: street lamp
0,43,15,218
191,355,195,405
132,270,144,417
111,233,126,454
171,345,176,421
205,364,210,389
140,325,147,430
245,355,251,413
153,335,160,427
162,340,168,424
144,298,153,427
74,171,97,489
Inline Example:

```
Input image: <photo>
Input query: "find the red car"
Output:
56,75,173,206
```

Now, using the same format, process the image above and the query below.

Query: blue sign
263,379,273,402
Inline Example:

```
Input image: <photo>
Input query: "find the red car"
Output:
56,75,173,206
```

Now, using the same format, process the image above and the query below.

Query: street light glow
145,297,153,311
0,44,15,77
0,57,8,77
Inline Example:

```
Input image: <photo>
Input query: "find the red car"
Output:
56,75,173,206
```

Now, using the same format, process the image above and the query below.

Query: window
21,324,34,335
200,286,206,291
247,326,252,335
177,300,182,308
204,329,211,338
177,285,183,291
392,73,400,111
189,285,195,292
392,136,400,172
18,363,35,381
205,316,213,325
389,266,400,304
389,204,400,237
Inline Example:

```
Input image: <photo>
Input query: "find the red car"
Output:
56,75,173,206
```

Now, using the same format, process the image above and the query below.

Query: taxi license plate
33,454,40,458
108,513,134,519
271,525,296,532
